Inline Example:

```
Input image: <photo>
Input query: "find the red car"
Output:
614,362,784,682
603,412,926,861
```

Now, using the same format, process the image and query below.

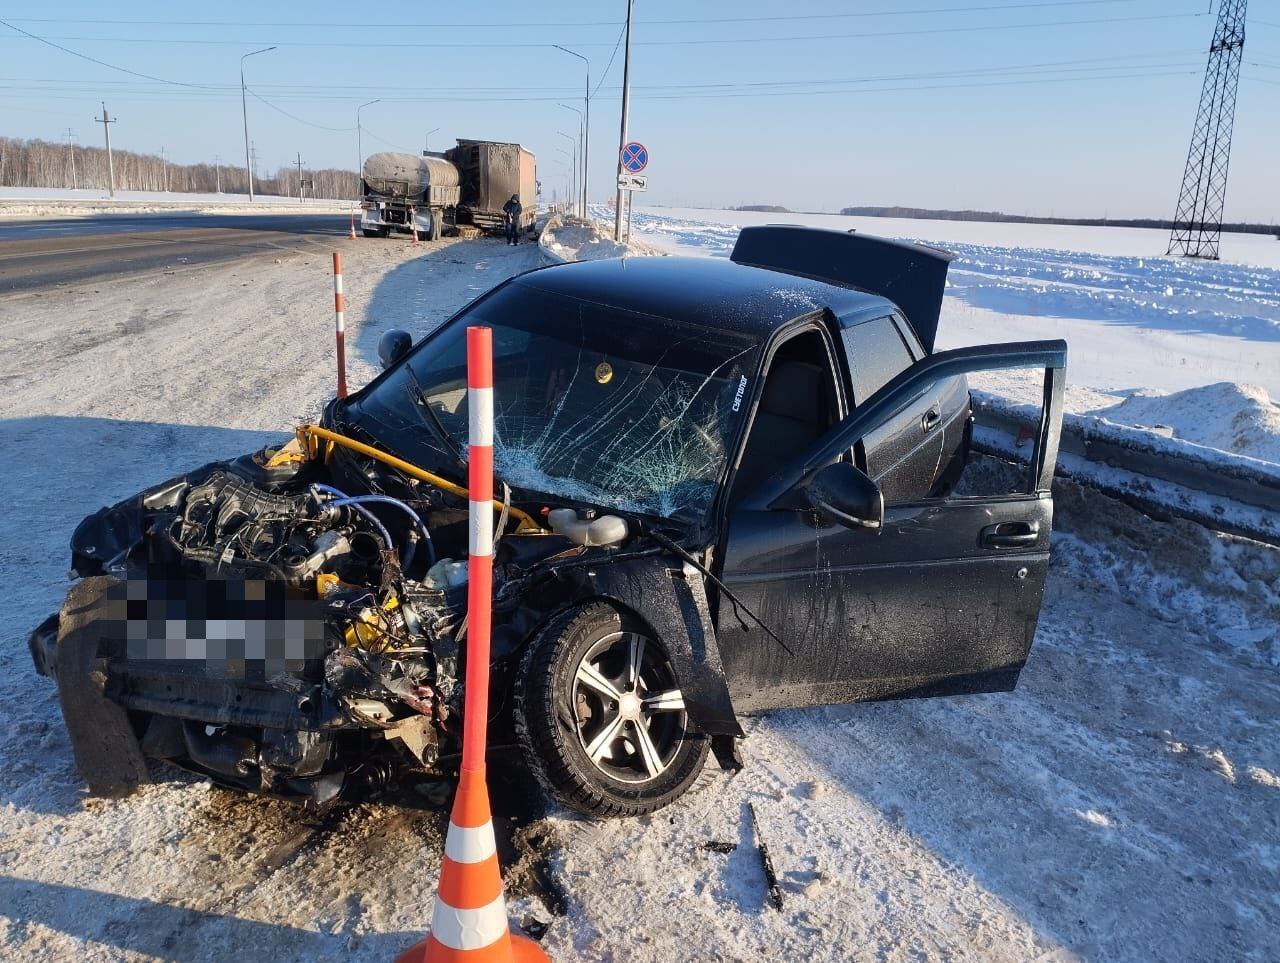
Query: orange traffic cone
349,210,358,240
395,767,548,963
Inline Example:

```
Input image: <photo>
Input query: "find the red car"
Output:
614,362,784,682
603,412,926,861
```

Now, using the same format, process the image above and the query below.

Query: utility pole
65,128,77,190
214,154,221,193
557,133,577,217
296,151,305,203
160,146,168,192
559,104,585,217
613,0,634,241
240,45,276,202
95,102,116,198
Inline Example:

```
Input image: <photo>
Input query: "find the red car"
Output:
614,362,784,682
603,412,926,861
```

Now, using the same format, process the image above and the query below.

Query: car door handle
980,521,1040,549
921,406,942,431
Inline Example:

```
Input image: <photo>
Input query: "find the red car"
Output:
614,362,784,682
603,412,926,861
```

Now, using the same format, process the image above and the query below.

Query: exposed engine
60,450,475,804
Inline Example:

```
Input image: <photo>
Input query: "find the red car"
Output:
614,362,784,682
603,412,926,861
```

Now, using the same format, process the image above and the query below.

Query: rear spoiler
729,225,956,354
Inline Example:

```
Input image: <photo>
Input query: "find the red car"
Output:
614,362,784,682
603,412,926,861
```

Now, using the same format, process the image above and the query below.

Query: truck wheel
362,229,381,238
514,601,707,818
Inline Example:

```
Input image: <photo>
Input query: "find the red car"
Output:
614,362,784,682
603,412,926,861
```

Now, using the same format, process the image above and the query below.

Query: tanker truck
359,139,536,240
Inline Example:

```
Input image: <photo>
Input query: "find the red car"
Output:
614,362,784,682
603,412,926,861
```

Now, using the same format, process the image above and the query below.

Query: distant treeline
732,204,792,213
840,205,1280,237
0,136,359,199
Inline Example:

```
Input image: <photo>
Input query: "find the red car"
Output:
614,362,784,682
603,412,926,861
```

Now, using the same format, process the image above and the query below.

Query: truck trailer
359,139,536,240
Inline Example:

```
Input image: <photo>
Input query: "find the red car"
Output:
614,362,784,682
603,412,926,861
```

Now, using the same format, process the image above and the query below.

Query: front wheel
514,602,707,818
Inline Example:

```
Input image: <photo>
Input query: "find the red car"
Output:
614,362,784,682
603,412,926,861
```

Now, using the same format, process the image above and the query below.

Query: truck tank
361,152,461,206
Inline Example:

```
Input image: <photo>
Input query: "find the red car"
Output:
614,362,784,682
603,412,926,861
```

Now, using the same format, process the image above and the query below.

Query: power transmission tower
1166,0,1248,260
94,103,117,198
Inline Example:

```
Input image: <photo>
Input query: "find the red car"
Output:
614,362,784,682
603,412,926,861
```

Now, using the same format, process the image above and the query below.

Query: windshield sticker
731,376,749,413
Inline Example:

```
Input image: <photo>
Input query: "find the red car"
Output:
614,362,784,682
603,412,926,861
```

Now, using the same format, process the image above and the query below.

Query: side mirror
378,329,413,370
804,462,884,531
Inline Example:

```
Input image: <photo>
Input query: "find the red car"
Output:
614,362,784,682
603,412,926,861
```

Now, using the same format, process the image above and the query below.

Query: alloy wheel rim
571,630,687,784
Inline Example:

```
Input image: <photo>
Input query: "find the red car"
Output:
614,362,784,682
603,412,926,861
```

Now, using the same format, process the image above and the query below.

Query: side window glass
842,317,914,403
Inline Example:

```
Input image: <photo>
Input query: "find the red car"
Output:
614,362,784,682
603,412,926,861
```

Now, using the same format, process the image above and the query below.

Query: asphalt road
0,212,350,292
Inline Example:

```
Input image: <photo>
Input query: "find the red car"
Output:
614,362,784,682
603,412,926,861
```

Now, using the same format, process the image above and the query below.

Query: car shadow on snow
0,875,421,961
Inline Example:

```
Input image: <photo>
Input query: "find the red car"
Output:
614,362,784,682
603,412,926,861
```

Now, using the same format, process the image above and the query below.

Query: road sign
617,173,648,191
620,142,648,173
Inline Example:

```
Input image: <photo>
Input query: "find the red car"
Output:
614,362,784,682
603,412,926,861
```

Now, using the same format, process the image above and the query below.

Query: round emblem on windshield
594,362,613,384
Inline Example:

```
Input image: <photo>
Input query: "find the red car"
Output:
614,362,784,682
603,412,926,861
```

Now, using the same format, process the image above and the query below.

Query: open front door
716,341,1066,713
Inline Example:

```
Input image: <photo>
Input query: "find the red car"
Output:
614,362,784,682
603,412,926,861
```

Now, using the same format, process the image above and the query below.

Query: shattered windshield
348,281,757,520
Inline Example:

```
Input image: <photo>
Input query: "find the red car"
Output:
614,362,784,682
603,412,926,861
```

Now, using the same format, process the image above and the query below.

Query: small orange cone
349,209,358,240
395,767,549,963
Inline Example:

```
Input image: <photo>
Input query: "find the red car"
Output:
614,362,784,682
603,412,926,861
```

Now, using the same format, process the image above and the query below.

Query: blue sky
1,1,1277,220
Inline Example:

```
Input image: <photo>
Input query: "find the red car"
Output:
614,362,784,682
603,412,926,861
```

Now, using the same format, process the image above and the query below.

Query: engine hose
310,483,396,562
326,492,437,568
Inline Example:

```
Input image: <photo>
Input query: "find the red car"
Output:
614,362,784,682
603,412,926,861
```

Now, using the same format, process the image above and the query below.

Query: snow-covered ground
1,223,1277,960
0,186,353,217
626,206,1280,466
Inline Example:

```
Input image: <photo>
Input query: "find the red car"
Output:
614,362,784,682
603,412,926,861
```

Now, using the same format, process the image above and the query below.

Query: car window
842,317,914,403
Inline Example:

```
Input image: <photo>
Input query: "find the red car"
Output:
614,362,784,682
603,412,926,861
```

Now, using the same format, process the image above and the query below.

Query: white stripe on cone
469,500,493,557
429,892,509,952
444,821,497,864
469,386,494,446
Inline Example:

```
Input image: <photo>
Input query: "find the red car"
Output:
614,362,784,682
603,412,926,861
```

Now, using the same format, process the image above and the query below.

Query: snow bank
1093,383,1280,464
538,213,662,263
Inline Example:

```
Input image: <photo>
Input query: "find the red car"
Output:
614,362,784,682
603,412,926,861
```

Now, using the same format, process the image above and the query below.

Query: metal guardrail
971,391,1280,547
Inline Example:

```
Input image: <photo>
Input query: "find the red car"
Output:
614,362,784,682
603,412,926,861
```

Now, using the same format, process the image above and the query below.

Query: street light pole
552,146,573,210
553,45,590,218
558,103,584,217
614,0,634,241
240,45,275,201
425,127,440,153
357,99,381,197
556,132,577,219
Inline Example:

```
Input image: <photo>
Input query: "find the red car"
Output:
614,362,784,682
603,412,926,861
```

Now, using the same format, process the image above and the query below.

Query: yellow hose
295,424,545,534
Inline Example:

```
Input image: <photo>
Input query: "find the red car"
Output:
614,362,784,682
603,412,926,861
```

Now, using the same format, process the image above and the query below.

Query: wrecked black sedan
30,226,1066,817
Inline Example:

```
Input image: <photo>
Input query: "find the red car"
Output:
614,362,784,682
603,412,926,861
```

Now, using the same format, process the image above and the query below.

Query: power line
0,2,1154,30
0,17,210,87
0,12,1211,50
246,87,354,132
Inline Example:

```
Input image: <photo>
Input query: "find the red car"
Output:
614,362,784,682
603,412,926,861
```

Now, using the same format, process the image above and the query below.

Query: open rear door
717,340,1066,713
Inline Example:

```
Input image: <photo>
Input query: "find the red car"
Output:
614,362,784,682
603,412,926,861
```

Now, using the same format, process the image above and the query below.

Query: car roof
513,255,897,339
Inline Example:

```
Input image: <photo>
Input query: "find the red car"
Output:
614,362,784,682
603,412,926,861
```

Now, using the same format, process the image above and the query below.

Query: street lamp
240,45,276,201
356,99,381,197
425,127,441,153
558,103,584,217
552,45,589,218
556,132,577,220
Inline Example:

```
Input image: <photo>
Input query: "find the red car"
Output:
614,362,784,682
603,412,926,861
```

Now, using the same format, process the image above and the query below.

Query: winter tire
362,229,381,238
514,601,708,818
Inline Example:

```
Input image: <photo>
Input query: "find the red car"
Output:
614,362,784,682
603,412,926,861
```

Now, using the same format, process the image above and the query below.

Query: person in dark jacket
502,194,522,245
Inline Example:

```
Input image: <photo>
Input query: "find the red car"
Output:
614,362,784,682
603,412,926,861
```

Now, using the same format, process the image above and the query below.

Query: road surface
0,212,350,292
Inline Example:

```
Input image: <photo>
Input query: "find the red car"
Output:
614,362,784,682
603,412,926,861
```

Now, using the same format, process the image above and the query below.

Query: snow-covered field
629,207,1280,467
0,219,1277,961
0,186,352,217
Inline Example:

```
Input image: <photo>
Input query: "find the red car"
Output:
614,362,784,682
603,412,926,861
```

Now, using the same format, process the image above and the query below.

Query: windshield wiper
401,362,469,475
